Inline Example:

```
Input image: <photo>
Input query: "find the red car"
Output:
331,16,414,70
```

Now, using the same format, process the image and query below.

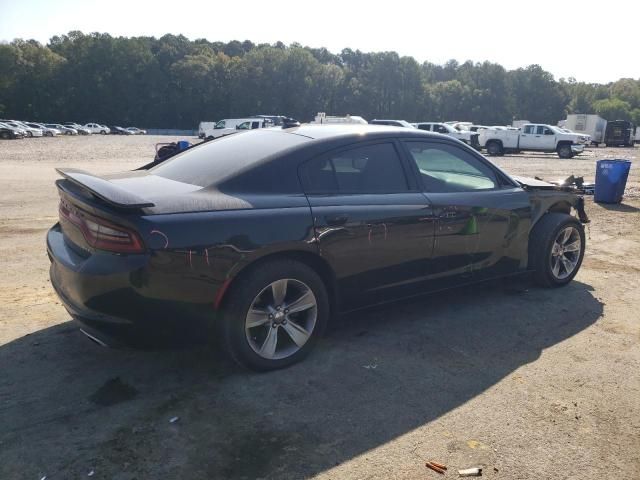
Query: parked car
251,115,300,128
479,124,588,158
47,125,589,371
25,122,61,137
369,119,416,128
109,126,133,135
604,120,635,147
415,122,480,149
64,123,92,135
0,122,25,139
1,120,43,137
0,121,28,137
126,127,147,135
46,123,78,135
201,118,272,139
84,123,111,135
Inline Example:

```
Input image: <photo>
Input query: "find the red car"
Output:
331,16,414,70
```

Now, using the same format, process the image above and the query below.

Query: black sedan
0,123,25,139
47,125,589,370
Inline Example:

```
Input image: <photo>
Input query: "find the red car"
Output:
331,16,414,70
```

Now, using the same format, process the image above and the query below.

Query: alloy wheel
550,226,581,280
245,278,317,360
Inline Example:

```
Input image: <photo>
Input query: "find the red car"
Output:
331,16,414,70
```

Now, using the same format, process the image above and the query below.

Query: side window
215,120,226,129
435,125,448,134
523,125,535,134
543,127,553,135
251,121,260,129
302,143,409,194
236,122,251,130
417,124,430,131
404,141,498,192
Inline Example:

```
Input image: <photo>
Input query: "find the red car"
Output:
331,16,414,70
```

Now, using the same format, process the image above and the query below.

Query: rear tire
486,141,503,156
0,131,10,140
529,213,585,287
220,259,329,371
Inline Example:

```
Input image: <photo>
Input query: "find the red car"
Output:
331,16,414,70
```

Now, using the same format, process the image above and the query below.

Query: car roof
283,124,435,140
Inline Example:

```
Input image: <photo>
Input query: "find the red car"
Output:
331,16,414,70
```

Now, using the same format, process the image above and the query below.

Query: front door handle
440,211,459,218
325,214,349,226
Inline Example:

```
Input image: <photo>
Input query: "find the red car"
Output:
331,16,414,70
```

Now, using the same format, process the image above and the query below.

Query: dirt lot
1,135,639,480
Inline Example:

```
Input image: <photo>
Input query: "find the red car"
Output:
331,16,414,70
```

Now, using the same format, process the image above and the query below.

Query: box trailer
604,120,635,147
564,114,607,146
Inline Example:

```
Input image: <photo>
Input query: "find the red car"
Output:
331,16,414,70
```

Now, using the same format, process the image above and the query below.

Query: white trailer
311,112,368,125
564,114,607,146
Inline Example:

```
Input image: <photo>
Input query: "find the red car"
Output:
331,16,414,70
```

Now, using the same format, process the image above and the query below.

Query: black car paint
47,126,587,346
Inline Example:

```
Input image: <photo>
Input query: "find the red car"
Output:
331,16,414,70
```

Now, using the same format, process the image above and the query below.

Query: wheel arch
216,249,339,315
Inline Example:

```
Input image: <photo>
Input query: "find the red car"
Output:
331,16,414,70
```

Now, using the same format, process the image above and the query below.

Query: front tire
220,259,329,371
557,144,573,158
529,213,585,287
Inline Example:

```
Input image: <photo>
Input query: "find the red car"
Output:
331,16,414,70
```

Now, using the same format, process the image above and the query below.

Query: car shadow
596,202,640,213
0,278,602,479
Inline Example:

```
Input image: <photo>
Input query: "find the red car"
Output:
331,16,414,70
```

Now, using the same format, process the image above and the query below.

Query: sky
1,0,639,84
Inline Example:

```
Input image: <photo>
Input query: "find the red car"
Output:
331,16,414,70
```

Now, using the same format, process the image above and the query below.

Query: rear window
150,130,309,187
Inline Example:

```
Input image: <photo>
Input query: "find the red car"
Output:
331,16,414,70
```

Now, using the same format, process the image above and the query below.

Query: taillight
59,203,145,253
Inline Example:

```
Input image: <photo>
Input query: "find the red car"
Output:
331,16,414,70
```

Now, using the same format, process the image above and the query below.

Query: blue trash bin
594,159,632,204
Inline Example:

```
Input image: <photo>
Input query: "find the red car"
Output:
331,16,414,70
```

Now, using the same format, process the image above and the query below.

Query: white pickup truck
201,118,273,139
415,122,481,149
479,124,588,158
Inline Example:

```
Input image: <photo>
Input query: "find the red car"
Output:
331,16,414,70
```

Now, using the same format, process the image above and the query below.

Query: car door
300,140,436,310
537,125,557,150
401,139,531,285
519,124,538,149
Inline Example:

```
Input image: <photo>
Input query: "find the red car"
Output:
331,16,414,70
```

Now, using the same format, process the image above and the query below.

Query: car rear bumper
47,223,213,347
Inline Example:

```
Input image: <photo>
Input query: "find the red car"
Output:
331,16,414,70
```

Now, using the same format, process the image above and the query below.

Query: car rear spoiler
55,168,155,209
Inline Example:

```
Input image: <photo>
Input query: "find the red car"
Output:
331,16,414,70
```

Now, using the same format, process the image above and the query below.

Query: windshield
398,120,416,128
548,126,565,134
215,120,226,129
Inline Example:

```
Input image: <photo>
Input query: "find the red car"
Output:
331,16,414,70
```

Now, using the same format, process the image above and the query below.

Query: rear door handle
325,214,349,226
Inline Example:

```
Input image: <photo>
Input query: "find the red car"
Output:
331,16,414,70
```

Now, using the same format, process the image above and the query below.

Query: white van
200,118,273,139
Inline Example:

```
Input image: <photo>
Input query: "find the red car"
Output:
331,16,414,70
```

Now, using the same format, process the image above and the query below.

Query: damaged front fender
512,176,590,226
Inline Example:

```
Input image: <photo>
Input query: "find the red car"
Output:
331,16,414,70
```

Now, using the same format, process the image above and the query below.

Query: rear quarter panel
137,202,317,306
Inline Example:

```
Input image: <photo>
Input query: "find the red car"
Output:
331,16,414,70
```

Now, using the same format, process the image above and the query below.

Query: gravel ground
0,135,639,480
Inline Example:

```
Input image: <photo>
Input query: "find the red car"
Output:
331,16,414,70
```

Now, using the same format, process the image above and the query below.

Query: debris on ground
426,461,447,474
458,466,483,476
87,470,95,477
169,416,180,423
362,364,378,369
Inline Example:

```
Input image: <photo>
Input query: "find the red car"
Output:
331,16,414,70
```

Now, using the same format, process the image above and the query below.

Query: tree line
1,31,639,129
